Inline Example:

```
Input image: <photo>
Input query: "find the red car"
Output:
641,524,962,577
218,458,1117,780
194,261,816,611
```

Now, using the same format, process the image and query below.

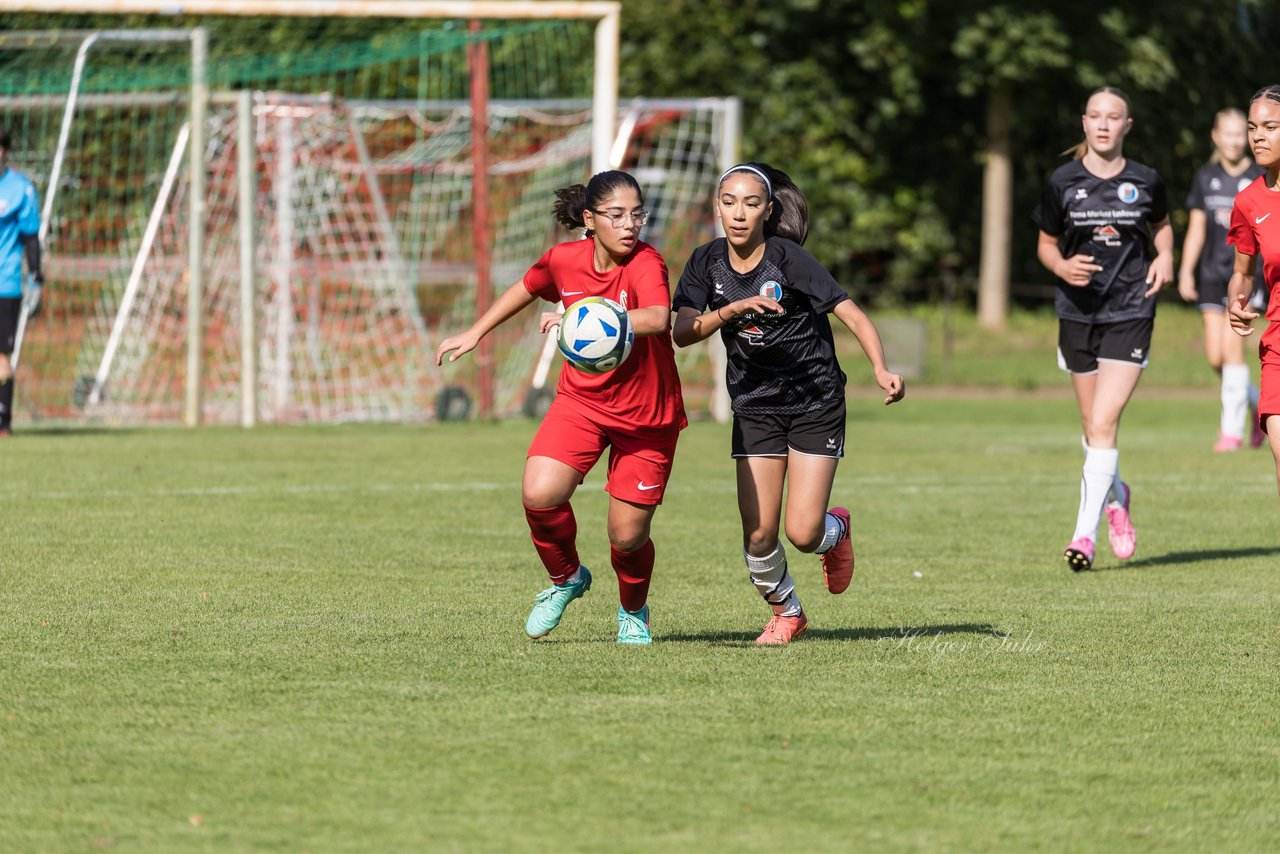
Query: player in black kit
1034,86,1174,571
671,162,904,644
1178,108,1266,452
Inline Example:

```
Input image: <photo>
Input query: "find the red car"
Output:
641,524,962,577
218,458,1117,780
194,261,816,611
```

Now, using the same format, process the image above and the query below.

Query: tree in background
952,7,1068,331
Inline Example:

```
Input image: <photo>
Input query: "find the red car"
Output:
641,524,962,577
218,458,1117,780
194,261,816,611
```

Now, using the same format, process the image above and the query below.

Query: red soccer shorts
527,395,680,505
1259,340,1280,435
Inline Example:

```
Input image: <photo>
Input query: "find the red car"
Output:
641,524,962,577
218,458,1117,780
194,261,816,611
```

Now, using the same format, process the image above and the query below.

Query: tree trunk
978,83,1013,332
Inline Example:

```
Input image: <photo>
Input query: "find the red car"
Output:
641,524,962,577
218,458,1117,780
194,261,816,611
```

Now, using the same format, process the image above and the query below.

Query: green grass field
3,395,1279,851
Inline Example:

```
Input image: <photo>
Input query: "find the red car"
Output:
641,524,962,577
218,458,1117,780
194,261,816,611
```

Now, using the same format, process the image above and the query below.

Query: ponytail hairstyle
1063,85,1131,159
0,127,11,152
719,161,810,245
1209,107,1248,165
552,169,644,237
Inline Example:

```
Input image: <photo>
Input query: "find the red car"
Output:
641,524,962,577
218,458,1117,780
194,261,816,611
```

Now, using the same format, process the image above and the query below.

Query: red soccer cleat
756,613,808,645
820,507,854,594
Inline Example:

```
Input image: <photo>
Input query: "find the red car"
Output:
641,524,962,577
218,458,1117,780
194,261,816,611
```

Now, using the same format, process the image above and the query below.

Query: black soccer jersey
1186,160,1264,286
1032,158,1169,323
673,236,849,415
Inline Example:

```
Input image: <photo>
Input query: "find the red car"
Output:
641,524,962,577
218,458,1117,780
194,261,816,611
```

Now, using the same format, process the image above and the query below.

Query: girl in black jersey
1178,108,1266,452
671,162,905,645
1033,86,1175,571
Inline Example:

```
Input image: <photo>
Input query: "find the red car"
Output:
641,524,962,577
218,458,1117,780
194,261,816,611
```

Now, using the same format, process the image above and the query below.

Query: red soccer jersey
523,238,686,431
1227,175,1280,350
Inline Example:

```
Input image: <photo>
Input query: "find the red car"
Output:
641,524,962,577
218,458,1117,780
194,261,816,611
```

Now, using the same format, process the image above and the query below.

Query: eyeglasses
590,208,649,227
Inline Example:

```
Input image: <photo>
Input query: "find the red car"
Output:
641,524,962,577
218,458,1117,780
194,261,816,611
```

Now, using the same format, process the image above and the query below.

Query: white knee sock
1074,446,1119,542
1222,364,1250,439
815,511,847,554
745,543,801,617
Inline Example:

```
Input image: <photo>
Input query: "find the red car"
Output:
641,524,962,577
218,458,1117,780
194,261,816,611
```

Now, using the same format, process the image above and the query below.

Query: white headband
719,164,772,199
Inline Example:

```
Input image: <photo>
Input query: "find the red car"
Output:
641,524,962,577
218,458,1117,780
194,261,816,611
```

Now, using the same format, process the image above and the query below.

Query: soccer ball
557,297,633,374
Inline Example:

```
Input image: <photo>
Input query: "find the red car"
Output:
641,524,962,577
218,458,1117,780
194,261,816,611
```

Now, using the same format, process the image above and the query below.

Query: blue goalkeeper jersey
0,167,41,298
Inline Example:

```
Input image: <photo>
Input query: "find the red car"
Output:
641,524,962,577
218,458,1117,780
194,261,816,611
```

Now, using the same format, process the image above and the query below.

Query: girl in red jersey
671,162,904,645
1178,108,1266,452
1227,85,1280,497
435,170,686,644
1033,86,1174,571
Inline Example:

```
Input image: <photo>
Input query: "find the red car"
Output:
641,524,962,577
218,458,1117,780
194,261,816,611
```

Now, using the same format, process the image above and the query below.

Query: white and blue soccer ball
557,297,633,374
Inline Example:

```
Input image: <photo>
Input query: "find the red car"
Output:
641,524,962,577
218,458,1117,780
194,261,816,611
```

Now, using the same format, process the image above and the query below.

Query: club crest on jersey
739,324,767,346
1074,188,1088,200
1092,224,1121,247
1117,182,1139,204
759,281,782,301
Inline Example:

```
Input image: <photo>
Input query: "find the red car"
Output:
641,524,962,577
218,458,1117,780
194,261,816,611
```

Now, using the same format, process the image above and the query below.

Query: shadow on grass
1095,546,1280,571
660,622,1005,646
16,426,138,437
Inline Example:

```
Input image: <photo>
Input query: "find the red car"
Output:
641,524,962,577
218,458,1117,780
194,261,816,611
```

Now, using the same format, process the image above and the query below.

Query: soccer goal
1,1,735,426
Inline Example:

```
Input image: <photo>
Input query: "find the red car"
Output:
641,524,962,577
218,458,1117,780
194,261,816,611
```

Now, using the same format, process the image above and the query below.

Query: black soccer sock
0,377,12,430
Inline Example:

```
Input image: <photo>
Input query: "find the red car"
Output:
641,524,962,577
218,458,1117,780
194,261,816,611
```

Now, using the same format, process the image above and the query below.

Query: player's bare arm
435,280,537,365
1143,218,1175,297
1178,208,1206,301
629,304,671,337
831,299,904,405
1038,230,1103,287
671,296,782,347
1227,250,1260,336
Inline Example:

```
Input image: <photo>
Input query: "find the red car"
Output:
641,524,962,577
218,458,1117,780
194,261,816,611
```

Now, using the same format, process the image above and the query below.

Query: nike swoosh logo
1257,213,1271,224
563,291,584,296
636,482,661,491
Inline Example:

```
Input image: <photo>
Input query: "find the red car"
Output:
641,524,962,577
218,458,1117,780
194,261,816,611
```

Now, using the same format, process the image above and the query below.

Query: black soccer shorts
1057,316,1154,374
731,397,846,458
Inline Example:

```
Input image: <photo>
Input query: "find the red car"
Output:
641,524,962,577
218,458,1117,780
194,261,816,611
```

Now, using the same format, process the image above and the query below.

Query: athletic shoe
1063,537,1094,572
820,506,855,594
1251,409,1267,449
1104,482,1135,560
524,566,592,639
756,612,808,645
1212,432,1242,453
616,604,652,645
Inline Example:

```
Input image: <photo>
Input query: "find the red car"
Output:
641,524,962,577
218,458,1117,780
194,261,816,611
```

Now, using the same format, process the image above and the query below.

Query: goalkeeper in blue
0,127,44,437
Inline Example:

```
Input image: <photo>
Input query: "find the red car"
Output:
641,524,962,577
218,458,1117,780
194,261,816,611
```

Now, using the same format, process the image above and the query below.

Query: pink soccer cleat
1104,482,1136,560
1064,536,1095,572
820,506,855,594
756,613,808,645
1212,432,1242,453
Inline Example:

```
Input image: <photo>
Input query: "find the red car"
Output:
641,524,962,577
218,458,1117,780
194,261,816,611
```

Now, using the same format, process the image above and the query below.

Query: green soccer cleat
525,566,592,639
616,604,652,645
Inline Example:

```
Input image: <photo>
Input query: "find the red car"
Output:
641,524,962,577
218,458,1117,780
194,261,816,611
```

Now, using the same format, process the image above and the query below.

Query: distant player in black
0,127,44,437
1033,86,1174,571
671,162,904,645
1178,108,1266,452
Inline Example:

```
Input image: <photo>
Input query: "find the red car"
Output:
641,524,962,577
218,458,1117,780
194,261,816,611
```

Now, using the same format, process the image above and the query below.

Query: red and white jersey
1227,176,1280,351
523,238,686,431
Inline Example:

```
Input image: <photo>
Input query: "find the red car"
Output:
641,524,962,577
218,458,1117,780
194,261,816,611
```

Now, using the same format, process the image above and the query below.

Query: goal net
0,9,736,425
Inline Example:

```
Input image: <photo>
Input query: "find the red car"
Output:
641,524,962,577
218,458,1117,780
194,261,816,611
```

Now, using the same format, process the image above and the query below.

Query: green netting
0,19,591,99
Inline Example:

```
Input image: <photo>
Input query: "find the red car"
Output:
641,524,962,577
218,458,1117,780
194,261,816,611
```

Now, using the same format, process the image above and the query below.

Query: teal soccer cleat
524,567,592,639
616,604,652,645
